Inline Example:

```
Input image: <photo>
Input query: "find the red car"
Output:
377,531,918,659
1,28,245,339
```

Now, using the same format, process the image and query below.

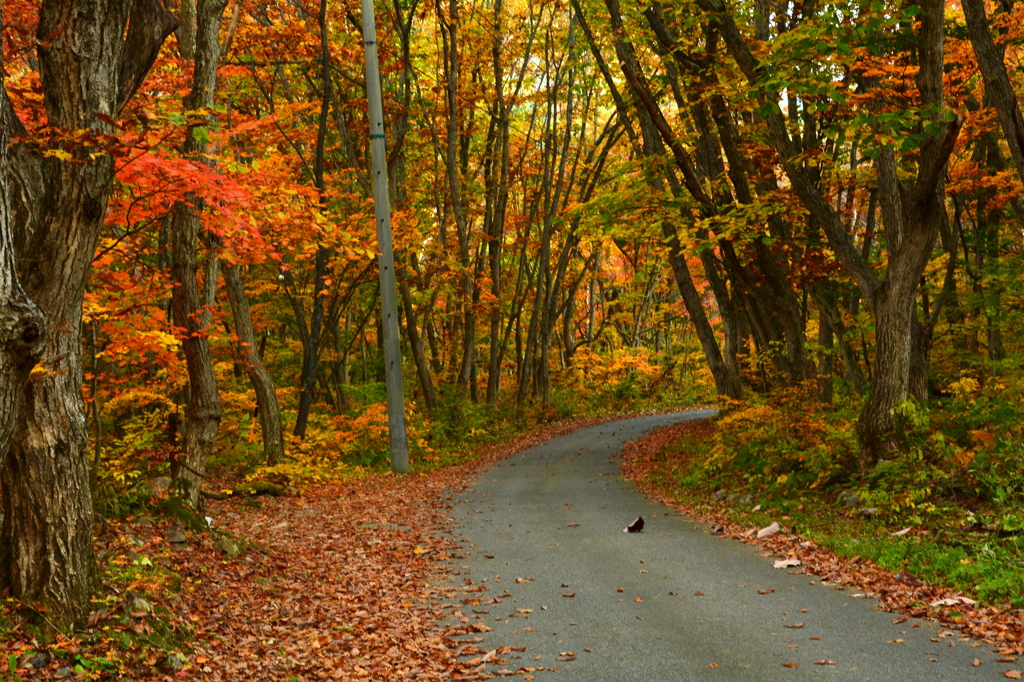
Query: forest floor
2,414,629,681
7,410,1024,680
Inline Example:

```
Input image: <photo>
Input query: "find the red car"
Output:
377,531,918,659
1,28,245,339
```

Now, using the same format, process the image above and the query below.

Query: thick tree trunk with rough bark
0,0,176,633
223,262,284,465
169,0,228,507
0,92,45,466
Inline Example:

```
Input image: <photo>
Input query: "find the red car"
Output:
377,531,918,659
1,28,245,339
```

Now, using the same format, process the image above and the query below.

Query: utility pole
362,0,410,473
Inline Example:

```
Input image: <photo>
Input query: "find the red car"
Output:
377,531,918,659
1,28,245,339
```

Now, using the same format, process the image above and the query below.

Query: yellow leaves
43,148,74,161
970,430,997,451
104,389,175,415
924,252,950,278
29,364,68,381
949,376,980,400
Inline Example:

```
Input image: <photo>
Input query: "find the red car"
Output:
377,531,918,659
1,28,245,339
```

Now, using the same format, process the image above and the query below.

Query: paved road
444,412,1010,681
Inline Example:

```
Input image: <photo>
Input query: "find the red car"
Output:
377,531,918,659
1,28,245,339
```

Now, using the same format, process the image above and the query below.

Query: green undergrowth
653,380,1024,608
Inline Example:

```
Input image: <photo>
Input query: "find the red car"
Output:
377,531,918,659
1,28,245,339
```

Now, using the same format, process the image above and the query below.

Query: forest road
444,411,1008,681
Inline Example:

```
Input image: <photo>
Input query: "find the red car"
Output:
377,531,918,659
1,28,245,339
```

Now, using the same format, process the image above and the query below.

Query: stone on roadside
127,593,153,615
214,537,242,558
167,528,188,544
163,654,187,671
838,491,861,508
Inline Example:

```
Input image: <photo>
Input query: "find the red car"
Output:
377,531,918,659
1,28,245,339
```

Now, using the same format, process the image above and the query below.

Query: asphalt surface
444,411,1012,681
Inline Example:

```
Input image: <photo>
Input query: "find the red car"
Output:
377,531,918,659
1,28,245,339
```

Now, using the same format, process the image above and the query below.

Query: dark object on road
624,516,644,533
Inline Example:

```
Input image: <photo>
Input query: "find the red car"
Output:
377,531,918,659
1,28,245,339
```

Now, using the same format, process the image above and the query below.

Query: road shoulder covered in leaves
620,417,1024,661
169,416,637,681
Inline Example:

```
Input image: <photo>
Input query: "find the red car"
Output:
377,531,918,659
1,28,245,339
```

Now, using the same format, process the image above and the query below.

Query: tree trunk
437,0,477,396
223,262,284,465
962,0,1024,187
294,0,332,438
169,0,228,507
398,270,437,412
0,89,45,468
1,0,176,633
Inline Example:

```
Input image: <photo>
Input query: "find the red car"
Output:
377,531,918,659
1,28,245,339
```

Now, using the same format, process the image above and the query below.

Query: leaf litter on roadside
0,415,627,681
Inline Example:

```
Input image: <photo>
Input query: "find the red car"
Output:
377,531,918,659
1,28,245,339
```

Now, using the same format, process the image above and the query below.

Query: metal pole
361,0,410,473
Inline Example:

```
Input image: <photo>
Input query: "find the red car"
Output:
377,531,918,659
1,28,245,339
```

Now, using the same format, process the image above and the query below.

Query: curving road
444,412,1008,681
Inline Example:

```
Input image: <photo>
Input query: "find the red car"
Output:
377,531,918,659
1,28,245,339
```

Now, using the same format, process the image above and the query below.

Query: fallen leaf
781,662,798,667
562,593,575,598
892,527,912,536
1004,671,1023,680
694,592,704,596
930,596,978,607
784,623,805,629
757,589,775,595
773,558,801,569
1000,657,1019,663
634,597,643,603
757,522,780,539
709,663,719,668
814,660,837,665
973,658,982,667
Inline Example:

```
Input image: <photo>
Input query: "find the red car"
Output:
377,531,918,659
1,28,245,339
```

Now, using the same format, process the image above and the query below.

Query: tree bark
1,0,176,632
294,0,332,438
436,0,478,396
398,268,437,411
169,0,228,507
0,89,45,469
962,0,1024,187
223,262,284,465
